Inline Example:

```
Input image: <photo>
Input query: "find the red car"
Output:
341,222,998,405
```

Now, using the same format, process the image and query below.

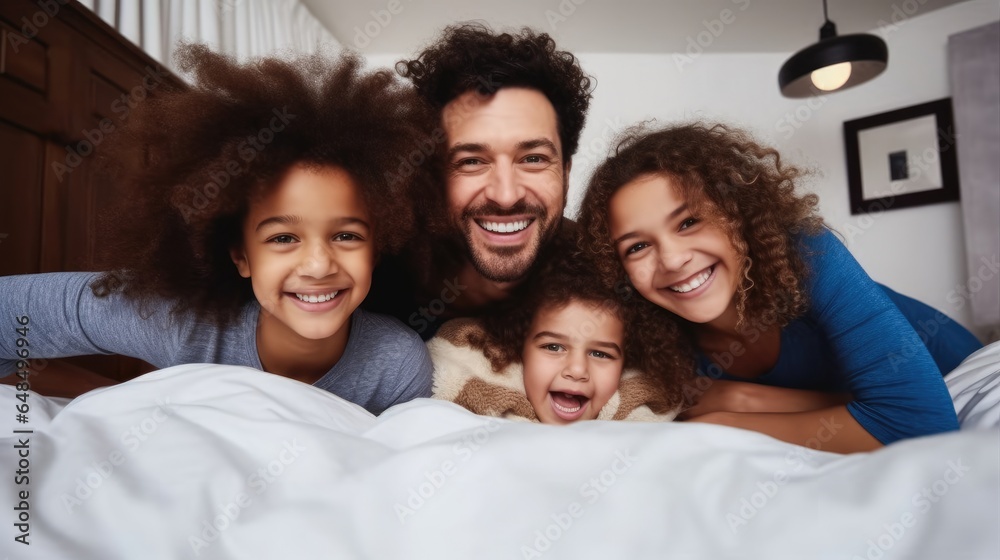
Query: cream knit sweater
428,318,679,423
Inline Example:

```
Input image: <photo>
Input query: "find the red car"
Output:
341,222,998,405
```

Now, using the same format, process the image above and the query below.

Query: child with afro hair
0,45,439,414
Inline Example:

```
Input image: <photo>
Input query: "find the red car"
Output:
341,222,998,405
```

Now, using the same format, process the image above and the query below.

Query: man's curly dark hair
90,44,438,325
467,249,695,408
396,22,593,159
577,122,824,333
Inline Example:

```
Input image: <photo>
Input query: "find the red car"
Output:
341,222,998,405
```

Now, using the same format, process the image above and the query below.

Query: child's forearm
685,405,883,454
740,384,851,413
680,379,851,418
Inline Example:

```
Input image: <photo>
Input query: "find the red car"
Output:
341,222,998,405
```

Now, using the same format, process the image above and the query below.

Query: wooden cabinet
0,0,183,382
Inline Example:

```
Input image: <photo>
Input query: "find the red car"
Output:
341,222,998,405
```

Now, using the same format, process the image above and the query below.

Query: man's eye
457,158,483,167
522,155,547,164
268,235,296,244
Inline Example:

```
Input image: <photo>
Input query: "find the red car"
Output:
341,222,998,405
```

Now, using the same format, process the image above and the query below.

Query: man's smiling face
442,87,567,283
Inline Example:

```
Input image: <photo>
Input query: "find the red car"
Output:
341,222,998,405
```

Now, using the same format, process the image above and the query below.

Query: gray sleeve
342,310,434,413
0,272,182,375
385,335,434,407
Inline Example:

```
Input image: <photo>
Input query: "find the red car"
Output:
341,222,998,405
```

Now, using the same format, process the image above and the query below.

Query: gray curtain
948,21,1000,334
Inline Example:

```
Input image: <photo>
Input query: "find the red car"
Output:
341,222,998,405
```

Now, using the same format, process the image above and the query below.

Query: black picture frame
843,98,960,215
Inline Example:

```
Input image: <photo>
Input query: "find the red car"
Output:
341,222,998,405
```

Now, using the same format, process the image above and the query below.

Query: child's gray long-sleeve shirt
1,272,432,414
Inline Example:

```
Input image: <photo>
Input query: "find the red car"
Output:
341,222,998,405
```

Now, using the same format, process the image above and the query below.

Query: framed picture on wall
843,98,960,215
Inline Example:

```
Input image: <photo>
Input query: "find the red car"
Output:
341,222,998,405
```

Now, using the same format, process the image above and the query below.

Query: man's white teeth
669,268,712,293
553,402,581,413
295,291,338,303
479,220,530,234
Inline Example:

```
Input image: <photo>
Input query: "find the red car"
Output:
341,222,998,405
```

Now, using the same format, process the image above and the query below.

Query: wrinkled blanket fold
2,363,997,560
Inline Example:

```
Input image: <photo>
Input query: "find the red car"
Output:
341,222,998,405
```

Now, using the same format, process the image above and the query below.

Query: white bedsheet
2,362,998,560
946,341,1000,430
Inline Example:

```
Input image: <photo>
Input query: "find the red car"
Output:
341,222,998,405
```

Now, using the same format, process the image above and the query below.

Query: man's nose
483,164,525,208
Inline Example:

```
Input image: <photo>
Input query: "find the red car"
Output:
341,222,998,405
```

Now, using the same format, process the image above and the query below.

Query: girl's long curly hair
469,249,695,408
90,44,438,325
577,122,824,334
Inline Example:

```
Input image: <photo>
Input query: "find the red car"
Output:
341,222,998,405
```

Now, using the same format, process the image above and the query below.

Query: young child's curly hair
91,44,437,325
577,122,824,331
469,249,694,407
396,22,593,159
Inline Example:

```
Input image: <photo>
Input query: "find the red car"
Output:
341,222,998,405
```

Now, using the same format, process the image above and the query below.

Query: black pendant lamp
779,0,888,98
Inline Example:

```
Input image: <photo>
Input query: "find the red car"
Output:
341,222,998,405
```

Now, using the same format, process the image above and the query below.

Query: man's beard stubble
456,200,561,283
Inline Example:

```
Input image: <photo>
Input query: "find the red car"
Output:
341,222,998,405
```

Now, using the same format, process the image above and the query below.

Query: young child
429,253,692,423
0,46,437,415
577,122,983,451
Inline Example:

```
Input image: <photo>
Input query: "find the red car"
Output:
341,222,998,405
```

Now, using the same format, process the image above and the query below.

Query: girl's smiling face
522,300,625,424
609,173,744,329
231,164,374,348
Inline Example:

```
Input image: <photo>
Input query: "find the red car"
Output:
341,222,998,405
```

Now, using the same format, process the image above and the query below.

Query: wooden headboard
1,0,185,390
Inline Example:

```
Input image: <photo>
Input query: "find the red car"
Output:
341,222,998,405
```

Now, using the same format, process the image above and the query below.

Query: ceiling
301,0,972,55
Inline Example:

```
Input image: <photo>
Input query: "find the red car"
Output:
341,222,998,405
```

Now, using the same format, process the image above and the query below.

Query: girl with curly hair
429,251,693,424
577,122,981,452
0,45,439,415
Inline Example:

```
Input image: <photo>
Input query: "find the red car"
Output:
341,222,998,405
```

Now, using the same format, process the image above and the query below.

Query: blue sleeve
802,230,959,444
0,272,181,375
879,285,982,375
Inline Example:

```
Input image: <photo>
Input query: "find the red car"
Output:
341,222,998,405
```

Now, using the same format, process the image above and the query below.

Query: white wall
370,0,999,338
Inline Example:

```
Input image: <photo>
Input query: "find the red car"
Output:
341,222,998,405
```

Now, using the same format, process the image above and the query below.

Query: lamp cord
818,0,837,39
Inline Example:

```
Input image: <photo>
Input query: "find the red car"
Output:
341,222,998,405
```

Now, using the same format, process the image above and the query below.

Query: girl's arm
340,310,435,415
388,334,434,406
677,379,851,418
798,229,959,445
686,405,882,453
0,272,176,376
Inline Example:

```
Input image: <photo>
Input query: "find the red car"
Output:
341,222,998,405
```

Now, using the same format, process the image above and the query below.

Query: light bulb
811,62,852,91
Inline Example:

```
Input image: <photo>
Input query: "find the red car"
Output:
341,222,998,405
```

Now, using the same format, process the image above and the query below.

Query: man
365,23,594,339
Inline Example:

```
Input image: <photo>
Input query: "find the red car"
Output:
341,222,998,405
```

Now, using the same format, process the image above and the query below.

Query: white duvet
2,344,999,560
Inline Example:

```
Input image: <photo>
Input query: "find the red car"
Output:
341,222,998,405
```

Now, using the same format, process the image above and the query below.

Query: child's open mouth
550,391,590,422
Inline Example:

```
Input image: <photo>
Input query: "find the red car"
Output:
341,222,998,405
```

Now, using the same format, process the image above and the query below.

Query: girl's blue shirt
696,228,980,444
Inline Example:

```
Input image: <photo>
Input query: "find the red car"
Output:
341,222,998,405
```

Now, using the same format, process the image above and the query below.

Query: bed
3,344,998,559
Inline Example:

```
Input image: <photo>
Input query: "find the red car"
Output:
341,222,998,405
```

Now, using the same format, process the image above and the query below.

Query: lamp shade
779,33,888,98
